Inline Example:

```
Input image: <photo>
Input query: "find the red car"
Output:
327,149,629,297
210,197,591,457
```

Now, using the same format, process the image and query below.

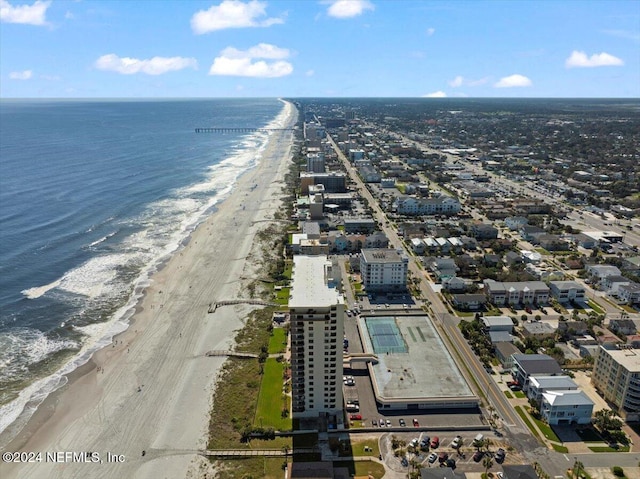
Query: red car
349,414,362,420
430,436,439,448
412,418,419,427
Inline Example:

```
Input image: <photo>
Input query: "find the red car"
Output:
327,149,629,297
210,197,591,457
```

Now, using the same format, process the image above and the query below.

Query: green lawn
350,439,380,457
268,328,287,354
552,443,569,453
531,416,562,442
515,406,543,441
589,445,630,452
587,299,604,314
514,390,526,399
504,390,513,399
333,460,385,479
274,287,290,305
255,358,291,430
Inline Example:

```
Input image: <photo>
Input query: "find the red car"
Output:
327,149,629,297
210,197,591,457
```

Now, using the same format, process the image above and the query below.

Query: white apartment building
394,196,461,216
289,256,345,426
360,249,409,292
591,345,640,422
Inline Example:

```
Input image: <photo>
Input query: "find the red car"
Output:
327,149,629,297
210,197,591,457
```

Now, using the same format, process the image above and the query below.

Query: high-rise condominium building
289,256,345,427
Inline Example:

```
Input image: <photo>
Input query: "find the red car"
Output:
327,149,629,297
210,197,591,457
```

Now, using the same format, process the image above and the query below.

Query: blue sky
1,0,639,98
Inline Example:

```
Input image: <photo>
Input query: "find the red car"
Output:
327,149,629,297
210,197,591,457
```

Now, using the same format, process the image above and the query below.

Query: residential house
619,283,640,305
451,294,487,311
522,321,556,339
504,251,523,266
489,331,515,344
601,275,632,294
504,216,528,231
471,222,499,240
519,225,546,242
495,342,520,368
585,264,622,282
512,353,563,391
573,233,597,249
549,281,586,303
482,316,514,332
483,280,550,306
527,375,579,403
609,319,638,336
483,253,502,267
540,390,594,425
592,326,623,346
537,234,571,251
557,321,589,338
410,238,425,254
425,257,459,282
442,276,473,293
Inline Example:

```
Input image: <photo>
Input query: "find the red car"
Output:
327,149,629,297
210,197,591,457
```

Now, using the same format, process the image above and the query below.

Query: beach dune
0,102,298,479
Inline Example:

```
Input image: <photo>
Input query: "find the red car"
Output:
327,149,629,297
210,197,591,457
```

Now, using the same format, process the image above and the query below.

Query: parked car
473,450,483,462
349,414,362,420
445,458,456,469
379,418,385,427
412,418,419,427
427,452,438,464
438,452,448,463
400,457,409,467
399,418,406,427
430,436,440,448
495,448,506,463
386,419,391,427
419,437,430,448
372,419,377,427
450,435,462,448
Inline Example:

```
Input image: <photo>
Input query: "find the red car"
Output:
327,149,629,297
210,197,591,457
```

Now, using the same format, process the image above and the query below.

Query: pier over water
195,127,295,133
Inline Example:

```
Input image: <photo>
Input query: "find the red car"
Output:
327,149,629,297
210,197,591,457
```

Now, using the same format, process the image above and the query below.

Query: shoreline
0,100,298,479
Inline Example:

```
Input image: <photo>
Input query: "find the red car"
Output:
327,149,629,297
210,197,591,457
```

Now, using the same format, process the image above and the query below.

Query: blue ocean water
0,98,285,432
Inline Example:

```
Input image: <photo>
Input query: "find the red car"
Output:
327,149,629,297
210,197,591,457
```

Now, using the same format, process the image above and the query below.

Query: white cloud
449,75,489,88
306,69,315,76
0,0,50,25
94,54,198,75
324,0,374,19
494,74,532,88
449,75,463,88
423,91,446,98
9,69,32,80
209,43,293,77
191,0,284,34
426,27,435,36
220,43,290,60
565,50,624,68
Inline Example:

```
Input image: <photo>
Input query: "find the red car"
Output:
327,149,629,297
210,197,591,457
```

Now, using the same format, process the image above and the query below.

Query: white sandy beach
0,101,298,479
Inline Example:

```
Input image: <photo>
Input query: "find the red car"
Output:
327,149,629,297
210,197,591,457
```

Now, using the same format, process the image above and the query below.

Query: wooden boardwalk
208,300,279,313
205,350,258,359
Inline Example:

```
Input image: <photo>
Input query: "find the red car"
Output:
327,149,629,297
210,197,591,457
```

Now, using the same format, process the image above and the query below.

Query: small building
483,280,550,306
512,353,563,391
540,390,594,425
451,294,486,311
585,264,622,281
489,331,515,344
360,249,409,292
619,283,640,305
527,375,579,403
482,315,514,332
521,321,556,339
495,342,520,368
549,281,586,303
609,318,638,336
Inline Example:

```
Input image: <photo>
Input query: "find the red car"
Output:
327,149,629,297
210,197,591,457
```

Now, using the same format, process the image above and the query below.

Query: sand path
0,101,297,479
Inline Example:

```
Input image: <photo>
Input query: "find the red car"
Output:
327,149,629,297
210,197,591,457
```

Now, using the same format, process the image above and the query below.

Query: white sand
0,101,298,479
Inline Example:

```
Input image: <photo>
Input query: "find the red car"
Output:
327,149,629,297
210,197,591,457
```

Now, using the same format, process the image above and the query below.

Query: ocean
0,98,287,435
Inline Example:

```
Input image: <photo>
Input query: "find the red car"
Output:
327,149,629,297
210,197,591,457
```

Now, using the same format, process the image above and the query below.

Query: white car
450,435,462,448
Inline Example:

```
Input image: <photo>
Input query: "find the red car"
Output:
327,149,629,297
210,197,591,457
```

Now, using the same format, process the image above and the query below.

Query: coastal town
208,98,640,479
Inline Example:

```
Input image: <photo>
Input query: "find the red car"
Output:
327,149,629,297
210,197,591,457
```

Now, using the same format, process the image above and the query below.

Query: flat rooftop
289,256,343,308
358,315,476,405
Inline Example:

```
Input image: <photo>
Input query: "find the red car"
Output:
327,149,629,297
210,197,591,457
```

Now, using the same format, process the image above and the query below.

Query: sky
1,0,639,98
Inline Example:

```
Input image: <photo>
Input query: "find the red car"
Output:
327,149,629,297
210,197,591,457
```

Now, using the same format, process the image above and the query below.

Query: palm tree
482,455,494,475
